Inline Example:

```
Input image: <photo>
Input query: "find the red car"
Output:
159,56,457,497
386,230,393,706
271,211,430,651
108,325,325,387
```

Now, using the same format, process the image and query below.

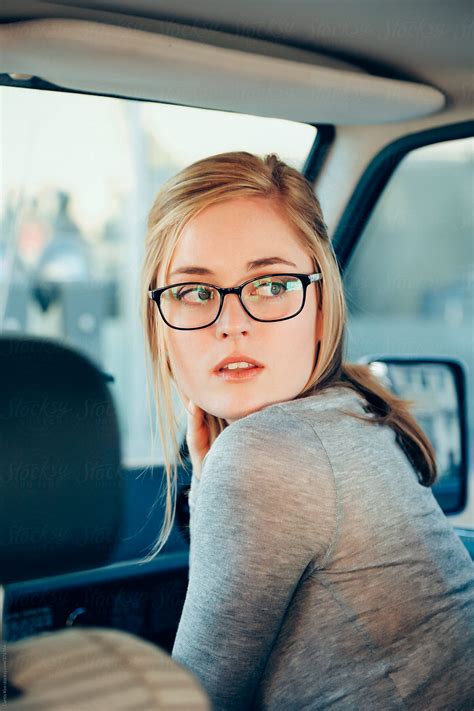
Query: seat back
0,335,124,585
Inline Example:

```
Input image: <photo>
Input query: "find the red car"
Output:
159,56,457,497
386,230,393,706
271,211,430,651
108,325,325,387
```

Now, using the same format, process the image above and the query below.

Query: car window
0,85,316,465
344,136,473,524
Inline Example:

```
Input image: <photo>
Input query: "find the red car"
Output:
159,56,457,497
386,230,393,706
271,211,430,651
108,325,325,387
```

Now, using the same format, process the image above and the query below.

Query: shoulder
212,402,312,451
200,401,335,505
193,398,345,567
205,384,368,466
206,402,320,463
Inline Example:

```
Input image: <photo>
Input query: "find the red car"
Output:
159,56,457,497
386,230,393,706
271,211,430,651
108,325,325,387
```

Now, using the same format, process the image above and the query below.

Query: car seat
0,335,209,710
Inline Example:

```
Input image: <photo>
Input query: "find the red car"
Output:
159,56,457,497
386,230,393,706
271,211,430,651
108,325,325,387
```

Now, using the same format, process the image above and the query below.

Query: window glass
0,85,316,465
344,137,473,525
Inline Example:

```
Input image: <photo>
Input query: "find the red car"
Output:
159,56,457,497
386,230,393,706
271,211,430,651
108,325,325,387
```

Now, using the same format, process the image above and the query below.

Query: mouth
214,365,264,381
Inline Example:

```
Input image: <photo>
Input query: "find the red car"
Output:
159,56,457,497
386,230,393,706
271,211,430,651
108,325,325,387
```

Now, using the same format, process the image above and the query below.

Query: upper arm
171,408,335,710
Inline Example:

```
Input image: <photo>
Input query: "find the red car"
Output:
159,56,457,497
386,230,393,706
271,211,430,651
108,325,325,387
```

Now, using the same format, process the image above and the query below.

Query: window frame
332,119,474,273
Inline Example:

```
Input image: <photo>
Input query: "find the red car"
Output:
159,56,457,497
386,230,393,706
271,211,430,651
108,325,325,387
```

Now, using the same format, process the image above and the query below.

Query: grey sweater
171,385,474,710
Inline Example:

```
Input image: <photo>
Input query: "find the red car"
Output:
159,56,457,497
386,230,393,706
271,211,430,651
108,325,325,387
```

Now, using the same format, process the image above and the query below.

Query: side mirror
356,355,469,515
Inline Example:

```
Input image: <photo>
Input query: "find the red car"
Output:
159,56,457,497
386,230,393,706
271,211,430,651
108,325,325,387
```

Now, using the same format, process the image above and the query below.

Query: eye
251,278,287,298
176,285,215,303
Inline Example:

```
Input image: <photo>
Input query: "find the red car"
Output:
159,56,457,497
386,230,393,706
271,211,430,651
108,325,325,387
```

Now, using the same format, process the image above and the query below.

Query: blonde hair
140,151,437,561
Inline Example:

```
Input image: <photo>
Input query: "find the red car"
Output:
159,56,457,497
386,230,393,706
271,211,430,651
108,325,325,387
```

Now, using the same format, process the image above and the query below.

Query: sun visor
0,18,445,124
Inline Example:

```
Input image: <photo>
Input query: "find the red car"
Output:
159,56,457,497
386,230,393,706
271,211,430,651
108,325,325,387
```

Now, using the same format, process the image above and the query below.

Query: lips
214,364,264,381
213,355,264,373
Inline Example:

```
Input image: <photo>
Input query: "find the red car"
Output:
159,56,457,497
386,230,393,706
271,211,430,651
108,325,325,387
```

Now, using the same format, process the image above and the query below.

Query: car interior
0,1,473,708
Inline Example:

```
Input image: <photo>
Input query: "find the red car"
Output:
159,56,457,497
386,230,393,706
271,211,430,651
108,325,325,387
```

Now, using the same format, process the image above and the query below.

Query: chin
208,390,274,422
222,400,266,424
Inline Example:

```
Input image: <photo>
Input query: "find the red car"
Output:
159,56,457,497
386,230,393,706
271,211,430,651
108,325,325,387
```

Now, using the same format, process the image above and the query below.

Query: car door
336,126,474,533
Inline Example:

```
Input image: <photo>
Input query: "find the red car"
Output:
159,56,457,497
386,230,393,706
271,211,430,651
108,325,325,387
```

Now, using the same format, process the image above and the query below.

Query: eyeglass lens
159,275,304,328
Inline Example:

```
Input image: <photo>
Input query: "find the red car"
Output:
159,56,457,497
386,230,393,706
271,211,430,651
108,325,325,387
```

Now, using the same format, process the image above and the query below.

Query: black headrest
0,336,124,585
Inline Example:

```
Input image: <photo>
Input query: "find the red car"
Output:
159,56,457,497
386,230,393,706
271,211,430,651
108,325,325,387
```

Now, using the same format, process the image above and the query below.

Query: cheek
292,297,318,342
272,307,318,366
167,333,207,380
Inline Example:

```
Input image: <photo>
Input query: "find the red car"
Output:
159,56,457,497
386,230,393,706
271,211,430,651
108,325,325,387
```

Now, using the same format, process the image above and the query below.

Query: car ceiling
0,0,472,108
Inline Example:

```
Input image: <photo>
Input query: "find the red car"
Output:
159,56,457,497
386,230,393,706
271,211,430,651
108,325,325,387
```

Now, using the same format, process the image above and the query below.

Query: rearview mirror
356,355,469,515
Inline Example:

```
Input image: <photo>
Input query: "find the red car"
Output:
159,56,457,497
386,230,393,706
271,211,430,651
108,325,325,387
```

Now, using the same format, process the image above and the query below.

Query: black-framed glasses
148,272,322,331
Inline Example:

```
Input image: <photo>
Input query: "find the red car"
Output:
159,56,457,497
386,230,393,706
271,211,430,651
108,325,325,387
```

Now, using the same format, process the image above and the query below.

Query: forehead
169,196,311,272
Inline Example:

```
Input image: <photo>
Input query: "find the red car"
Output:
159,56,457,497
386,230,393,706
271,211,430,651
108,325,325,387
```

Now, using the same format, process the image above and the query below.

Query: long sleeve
171,406,336,710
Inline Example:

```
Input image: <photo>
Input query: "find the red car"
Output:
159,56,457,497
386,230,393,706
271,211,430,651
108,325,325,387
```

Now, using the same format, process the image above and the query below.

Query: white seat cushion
5,626,210,710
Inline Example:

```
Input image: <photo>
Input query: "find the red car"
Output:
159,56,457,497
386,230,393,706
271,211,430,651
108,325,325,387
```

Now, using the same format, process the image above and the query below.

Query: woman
141,151,474,710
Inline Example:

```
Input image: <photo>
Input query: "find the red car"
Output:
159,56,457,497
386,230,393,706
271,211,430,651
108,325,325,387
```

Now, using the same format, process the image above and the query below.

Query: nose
214,292,252,336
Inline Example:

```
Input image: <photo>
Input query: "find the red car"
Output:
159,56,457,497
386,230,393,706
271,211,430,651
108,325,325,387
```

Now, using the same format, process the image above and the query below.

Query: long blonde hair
140,151,437,561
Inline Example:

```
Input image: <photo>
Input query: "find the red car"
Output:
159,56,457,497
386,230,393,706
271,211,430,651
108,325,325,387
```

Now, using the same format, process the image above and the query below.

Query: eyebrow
169,256,298,279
